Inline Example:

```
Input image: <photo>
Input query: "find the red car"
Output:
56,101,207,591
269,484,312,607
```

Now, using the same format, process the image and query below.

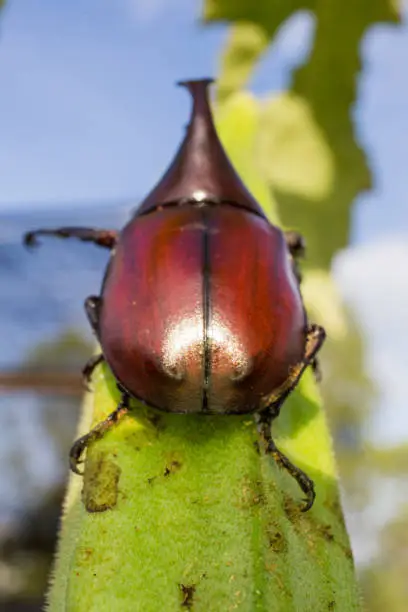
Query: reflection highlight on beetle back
163,315,247,381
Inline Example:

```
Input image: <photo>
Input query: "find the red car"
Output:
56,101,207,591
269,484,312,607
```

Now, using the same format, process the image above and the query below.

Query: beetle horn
136,78,266,217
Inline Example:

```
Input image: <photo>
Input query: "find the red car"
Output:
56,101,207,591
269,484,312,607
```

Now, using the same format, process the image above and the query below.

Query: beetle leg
82,298,104,387
284,233,323,382
69,393,130,475
85,295,102,336
261,324,326,415
284,230,306,260
311,357,322,383
255,411,315,512
82,353,105,390
23,227,118,249
256,324,325,510
285,230,306,284
306,327,325,384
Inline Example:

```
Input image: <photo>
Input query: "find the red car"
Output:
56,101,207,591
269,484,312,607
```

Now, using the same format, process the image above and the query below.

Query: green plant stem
48,364,360,611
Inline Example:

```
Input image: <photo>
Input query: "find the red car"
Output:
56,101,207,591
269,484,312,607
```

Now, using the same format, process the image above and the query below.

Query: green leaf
204,2,315,102
214,90,278,222
205,0,400,268
272,0,399,269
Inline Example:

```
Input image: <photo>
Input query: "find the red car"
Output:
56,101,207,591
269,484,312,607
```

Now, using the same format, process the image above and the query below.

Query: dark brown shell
100,205,305,414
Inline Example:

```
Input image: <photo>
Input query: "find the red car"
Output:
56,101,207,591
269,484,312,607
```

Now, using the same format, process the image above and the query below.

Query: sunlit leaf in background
205,0,400,269
204,2,407,610
214,90,279,221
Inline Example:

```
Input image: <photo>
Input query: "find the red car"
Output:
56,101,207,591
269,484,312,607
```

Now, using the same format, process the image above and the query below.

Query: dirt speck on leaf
319,524,335,542
82,453,121,512
164,460,182,477
179,583,196,609
267,528,287,553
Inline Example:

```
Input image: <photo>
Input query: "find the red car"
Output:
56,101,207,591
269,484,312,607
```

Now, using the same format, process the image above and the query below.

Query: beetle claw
69,438,88,475
69,458,84,476
300,491,316,513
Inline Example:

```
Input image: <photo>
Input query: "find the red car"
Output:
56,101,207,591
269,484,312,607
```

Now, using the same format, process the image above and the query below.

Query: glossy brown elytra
24,79,325,511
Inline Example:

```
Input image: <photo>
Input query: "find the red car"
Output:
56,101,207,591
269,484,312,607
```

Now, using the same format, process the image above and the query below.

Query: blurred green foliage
205,0,399,269
360,507,408,612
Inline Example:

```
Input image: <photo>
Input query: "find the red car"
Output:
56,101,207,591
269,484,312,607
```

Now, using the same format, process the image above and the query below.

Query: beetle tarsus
82,353,105,390
256,413,316,512
266,437,315,513
23,227,118,249
69,393,130,474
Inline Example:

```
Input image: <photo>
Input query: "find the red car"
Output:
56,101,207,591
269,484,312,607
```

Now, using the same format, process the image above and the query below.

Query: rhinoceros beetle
24,79,325,511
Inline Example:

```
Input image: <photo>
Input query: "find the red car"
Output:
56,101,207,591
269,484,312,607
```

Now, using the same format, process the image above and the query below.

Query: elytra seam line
202,207,211,412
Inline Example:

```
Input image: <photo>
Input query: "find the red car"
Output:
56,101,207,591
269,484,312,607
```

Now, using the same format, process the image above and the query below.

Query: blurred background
0,0,407,610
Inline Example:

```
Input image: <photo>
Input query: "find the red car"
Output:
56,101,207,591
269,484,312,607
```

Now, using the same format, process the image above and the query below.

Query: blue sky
0,1,408,445
0,0,227,205
0,0,406,244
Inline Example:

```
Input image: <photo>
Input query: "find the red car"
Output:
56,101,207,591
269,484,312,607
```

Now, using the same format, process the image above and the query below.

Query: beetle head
136,78,266,218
